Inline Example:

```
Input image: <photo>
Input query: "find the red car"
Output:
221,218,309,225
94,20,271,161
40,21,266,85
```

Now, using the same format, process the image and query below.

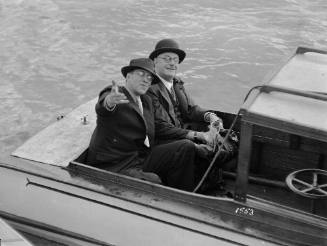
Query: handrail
260,85,327,102
296,46,327,55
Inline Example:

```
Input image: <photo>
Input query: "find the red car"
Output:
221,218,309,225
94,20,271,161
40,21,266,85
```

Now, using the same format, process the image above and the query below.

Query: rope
192,85,263,193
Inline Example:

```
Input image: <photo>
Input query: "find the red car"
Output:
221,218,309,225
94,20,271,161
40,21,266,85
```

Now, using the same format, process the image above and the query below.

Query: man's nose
167,63,176,68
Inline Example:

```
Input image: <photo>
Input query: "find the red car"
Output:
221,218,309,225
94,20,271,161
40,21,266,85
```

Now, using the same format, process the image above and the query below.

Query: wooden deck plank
12,98,97,167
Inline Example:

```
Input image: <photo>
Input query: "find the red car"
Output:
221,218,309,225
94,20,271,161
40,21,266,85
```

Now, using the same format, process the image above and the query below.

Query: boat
0,47,326,246
0,217,34,246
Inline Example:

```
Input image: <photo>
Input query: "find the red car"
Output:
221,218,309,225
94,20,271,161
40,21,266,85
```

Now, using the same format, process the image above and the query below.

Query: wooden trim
224,171,287,189
243,112,327,143
234,122,253,202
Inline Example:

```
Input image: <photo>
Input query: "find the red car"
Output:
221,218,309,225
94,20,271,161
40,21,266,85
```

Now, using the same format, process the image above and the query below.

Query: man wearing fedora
86,58,196,191
147,39,224,153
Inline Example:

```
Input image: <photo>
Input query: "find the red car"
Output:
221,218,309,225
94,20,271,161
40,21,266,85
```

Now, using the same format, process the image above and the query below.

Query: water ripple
1,0,327,154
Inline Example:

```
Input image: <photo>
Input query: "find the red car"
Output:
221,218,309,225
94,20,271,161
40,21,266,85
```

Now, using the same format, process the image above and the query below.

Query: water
1,0,327,156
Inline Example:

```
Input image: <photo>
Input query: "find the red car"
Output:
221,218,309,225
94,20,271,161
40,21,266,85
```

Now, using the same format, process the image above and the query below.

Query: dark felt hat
149,39,186,63
121,58,160,84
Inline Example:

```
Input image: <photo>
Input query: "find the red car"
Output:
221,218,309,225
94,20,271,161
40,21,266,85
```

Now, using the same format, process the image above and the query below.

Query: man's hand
103,80,129,110
201,127,219,148
209,113,224,132
197,125,224,151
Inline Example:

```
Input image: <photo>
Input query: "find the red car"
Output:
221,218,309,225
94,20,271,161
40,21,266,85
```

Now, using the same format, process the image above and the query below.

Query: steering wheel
286,169,327,199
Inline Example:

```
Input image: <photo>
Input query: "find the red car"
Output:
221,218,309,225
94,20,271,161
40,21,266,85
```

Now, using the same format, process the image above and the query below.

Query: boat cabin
233,47,327,217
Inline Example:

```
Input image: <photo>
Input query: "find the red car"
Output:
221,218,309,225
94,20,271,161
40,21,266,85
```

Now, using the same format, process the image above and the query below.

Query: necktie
170,86,176,101
136,97,150,147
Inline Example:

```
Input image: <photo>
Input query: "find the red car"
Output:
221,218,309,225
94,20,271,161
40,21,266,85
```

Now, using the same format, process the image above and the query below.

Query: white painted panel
270,52,327,93
12,98,97,166
249,92,327,132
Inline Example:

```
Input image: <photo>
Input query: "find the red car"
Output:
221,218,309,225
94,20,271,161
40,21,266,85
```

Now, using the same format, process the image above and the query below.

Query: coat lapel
141,95,155,145
173,80,188,116
122,87,147,128
157,82,178,124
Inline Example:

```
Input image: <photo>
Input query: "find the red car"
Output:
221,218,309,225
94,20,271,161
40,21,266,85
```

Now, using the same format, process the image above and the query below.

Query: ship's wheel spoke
292,178,312,188
301,187,314,193
316,188,327,195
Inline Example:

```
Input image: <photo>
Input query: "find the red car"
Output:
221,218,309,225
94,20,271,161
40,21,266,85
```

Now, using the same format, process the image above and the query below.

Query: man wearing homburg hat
147,39,224,155
86,58,196,191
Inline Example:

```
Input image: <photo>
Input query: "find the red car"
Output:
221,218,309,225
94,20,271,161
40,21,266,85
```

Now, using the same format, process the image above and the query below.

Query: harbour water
1,0,327,156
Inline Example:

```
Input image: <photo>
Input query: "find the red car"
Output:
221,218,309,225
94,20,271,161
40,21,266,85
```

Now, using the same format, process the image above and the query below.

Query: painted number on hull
235,207,254,216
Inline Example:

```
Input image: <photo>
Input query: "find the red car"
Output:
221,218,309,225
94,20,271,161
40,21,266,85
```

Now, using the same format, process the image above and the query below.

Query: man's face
126,69,154,96
154,52,179,81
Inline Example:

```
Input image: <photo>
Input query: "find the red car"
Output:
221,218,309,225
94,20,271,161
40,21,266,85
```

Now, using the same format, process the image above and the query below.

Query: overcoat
147,77,208,141
87,86,155,172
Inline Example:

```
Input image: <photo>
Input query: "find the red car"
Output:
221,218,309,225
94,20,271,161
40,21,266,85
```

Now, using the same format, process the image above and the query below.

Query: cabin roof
269,48,327,93
12,98,97,166
242,47,327,142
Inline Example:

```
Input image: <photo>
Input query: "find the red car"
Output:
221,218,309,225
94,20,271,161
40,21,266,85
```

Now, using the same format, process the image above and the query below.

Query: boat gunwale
1,158,326,230
1,161,326,246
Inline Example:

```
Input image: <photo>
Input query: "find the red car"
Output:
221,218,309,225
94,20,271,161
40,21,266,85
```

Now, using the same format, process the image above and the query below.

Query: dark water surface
1,0,327,155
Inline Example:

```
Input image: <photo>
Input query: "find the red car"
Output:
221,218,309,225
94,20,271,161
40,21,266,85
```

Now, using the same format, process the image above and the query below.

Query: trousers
142,139,196,191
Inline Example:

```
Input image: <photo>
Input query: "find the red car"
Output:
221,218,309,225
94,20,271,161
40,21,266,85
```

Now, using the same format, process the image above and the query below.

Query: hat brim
149,48,186,63
121,65,160,84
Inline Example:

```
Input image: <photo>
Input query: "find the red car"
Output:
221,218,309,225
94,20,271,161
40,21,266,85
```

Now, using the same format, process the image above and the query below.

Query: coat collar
157,80,172,105
122,87,146,123
153,80,180,125
156,76,184,101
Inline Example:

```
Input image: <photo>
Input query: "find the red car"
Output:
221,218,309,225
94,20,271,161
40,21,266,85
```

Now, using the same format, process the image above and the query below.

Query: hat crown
149,38,186,62
155,39,180,50
121,57,160,84
129,58,155,71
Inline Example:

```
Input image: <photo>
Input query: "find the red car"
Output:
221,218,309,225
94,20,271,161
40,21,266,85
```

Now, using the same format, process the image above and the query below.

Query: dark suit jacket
86,86,155,172
147,77,208,141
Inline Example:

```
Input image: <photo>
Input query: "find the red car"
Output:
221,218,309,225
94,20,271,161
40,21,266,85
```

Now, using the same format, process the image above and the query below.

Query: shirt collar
157,74,173,91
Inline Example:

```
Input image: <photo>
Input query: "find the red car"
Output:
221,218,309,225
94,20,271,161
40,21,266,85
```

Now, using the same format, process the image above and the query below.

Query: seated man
147,39,226,156
147,39,238,191
86,58,196,191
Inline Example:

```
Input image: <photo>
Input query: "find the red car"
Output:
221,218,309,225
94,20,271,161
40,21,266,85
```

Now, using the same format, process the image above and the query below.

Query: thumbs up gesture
103,80,129,110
